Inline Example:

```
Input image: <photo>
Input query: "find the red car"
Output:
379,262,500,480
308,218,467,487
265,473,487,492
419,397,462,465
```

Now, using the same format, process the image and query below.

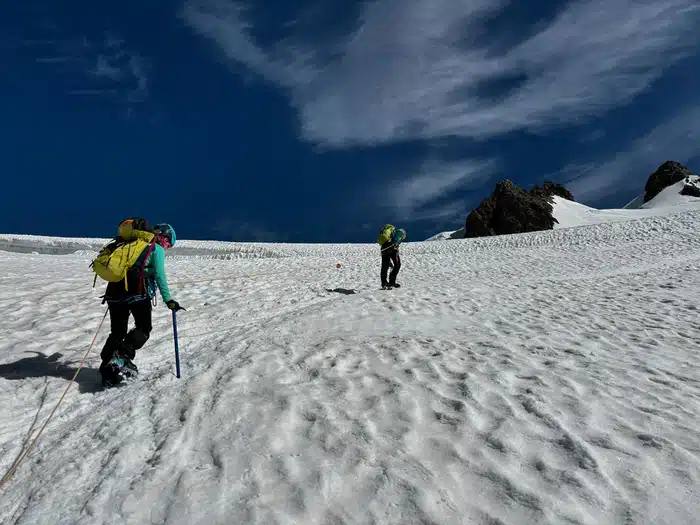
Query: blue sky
2,0,699,242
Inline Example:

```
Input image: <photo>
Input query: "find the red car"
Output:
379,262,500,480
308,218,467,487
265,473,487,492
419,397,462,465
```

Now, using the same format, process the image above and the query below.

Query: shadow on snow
0,352,102,394
325,288,357,295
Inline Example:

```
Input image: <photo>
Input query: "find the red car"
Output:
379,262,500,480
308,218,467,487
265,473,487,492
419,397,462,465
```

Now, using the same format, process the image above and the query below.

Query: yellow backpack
377,224,395,245
91,218,156,290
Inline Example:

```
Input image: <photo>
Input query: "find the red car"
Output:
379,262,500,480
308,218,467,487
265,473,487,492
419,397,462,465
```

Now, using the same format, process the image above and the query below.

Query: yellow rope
0,309,108,489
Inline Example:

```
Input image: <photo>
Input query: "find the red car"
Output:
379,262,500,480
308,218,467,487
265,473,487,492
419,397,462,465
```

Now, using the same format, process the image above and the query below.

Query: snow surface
2,211,700,525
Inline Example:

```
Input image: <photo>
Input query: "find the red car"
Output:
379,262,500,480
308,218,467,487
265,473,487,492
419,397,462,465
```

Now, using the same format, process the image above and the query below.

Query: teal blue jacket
143,244,172,303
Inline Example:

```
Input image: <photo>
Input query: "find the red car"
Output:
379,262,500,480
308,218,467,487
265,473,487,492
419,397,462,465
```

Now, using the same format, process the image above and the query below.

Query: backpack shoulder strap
136,239,158,294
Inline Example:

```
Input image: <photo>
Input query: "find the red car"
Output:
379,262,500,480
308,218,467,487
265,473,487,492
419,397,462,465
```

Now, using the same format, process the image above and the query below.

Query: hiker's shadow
0,352,102,394
326,288,357,295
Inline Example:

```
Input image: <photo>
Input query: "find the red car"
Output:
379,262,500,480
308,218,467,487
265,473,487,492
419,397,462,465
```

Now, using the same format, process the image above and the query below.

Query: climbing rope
0,309,108,490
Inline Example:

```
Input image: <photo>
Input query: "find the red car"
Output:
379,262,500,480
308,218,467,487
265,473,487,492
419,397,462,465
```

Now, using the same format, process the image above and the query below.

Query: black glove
166,300,185,312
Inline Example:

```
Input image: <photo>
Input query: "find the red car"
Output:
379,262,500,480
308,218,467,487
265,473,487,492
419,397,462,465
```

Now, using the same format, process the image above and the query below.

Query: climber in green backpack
377,224,406,289
91,218,184,387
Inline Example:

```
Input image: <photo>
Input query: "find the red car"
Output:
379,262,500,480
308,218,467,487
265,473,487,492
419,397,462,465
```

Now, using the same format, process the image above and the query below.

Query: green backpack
377,224,395,245
90,218,156,291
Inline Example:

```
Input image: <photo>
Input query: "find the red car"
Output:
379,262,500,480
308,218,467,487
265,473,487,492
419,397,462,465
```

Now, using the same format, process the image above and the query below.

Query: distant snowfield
1,209,700,524
553,178,700,230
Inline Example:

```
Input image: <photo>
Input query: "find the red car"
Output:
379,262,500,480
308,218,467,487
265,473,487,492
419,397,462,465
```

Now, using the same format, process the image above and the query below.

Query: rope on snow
0,309,108,490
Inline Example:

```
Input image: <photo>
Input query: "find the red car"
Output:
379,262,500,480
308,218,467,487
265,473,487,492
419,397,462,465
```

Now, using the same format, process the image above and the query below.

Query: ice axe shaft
172,310,181,378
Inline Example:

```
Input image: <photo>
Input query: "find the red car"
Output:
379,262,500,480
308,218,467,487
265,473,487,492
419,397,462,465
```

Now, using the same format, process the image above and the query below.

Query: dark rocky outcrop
680,177,700,198
464,179,573,238
644,161,694,202
530,181,575,202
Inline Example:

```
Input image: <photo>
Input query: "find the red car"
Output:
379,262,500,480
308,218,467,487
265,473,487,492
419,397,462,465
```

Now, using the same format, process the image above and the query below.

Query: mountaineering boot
121,357,138,379
381,284,393,290
99,361,124,387
390,283,401,288
109,352,138,379
114,338,139,379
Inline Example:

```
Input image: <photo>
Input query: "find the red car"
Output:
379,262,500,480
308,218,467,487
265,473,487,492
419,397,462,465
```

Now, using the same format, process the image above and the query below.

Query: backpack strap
136,240,157,294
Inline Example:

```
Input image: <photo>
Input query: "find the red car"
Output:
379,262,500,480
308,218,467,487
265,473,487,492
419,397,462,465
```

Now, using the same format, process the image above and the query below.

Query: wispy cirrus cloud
567,105,700,201
93,54,125,81
182,1,317,89
123,54,149,103
30,33,149,105
408,199,473,224
85,36,149,103
388,158,497,219
67,89,119,96
34,55,74,64
182,0,700,148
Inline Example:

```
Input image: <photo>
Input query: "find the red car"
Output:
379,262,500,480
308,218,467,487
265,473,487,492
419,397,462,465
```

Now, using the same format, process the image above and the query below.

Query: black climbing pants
100,299,153,366
381,246,401,286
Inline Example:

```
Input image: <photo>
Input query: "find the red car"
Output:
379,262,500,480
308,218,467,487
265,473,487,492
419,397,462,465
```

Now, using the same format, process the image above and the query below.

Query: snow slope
641,177,700,209
426,229,464,241
553,177,700,230
1,212,700,525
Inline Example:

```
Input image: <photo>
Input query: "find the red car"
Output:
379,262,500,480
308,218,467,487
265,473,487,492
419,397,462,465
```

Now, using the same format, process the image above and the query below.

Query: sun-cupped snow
1,211,700,525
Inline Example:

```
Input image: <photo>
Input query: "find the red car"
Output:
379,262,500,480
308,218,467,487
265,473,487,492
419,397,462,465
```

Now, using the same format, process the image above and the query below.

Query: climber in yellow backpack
91,218,184,387
377,224,406,289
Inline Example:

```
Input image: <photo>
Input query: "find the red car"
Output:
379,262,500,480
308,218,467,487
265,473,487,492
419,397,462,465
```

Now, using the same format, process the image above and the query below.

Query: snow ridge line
169,273,261,286
0,309,108,490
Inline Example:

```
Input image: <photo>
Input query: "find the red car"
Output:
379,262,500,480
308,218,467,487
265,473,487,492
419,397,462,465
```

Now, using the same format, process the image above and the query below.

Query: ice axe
172,310,181,378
